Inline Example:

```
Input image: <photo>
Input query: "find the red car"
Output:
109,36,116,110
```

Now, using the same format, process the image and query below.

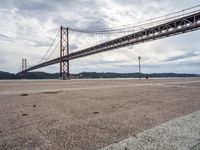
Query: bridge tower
22,58,27,71
60,26,70,80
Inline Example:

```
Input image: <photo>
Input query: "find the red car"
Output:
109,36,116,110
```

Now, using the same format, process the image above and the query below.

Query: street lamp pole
138,56,141,79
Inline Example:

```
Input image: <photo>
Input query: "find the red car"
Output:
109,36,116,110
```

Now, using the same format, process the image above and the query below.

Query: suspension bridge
17,5,200,79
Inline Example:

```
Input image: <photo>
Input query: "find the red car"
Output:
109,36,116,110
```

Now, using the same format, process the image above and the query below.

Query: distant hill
0,71,199,80
0,71,16,79
19,72,60,79
79,72,198,78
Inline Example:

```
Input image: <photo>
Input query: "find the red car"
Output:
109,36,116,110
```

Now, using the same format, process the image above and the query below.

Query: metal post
138,56,141,79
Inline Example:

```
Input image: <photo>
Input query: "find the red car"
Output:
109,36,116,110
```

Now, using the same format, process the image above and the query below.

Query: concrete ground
100,110,200,150
0,78,200,149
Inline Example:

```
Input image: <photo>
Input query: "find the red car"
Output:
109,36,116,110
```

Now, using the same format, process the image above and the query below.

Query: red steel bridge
17,5,200,79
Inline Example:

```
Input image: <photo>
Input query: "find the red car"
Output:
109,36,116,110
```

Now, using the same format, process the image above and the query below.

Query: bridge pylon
60,26,70,80
22,58,27,71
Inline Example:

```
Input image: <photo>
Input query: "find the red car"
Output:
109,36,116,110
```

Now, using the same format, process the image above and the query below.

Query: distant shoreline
0,71,199,80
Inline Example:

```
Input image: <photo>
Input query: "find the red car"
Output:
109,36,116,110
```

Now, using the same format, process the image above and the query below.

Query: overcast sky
0,0,200,74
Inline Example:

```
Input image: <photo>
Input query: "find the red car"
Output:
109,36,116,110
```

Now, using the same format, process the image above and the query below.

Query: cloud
12,0,57,22
28,40,51,47
165,51,200,62
0,57,5,64
70,43,79,51
0,33,13,41
86,19,108,30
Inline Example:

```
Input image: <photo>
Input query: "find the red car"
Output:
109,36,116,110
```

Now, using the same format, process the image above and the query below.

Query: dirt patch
22,113,29,116
93,111,99,114
20,93,28,96
41,91,63,94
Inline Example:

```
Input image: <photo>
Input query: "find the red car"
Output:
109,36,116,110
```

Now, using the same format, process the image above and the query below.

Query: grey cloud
83,59,126,65
52,16,78,28
97,60,126,65
12,0,57,23
115,0,146,6
14,23,36,41
0,33,13,41
45,0,107,30
14,0,56,12
0,0,12,8
114,61,200,74
86,18,108,30
70,43,79,51
184,61,200,67
2,0,108,31
29,40,51,47
53,17,68,27
0,57,6,64
47,28,59,34
165,51,200,62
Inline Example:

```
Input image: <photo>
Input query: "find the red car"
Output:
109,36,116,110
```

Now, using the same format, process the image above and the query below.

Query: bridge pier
60,26,70,80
